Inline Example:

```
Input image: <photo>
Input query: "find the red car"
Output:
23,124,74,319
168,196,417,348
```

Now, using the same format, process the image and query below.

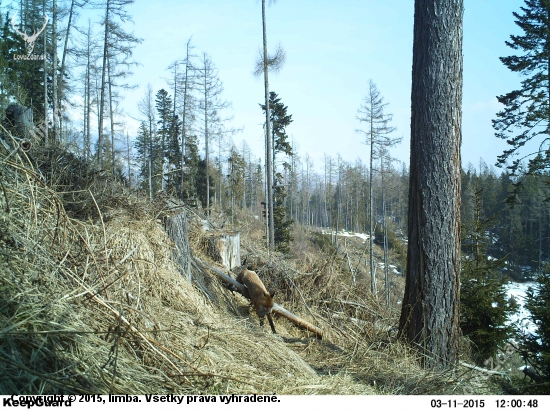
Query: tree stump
207,231,241,270
4,104,33,140
165,210,192,282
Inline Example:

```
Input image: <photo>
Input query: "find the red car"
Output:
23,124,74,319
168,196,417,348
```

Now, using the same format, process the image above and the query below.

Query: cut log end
206,231,241,270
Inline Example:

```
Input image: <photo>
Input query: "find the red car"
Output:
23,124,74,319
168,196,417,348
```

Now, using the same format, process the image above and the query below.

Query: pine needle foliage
460,187,518,364
519,272,550,393
493,0,550,176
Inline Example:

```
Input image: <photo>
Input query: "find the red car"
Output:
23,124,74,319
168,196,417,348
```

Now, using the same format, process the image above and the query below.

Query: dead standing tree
97,0,140,168
356,80,400,295
197,53,232,215
167,37,197,199
254,0,285,250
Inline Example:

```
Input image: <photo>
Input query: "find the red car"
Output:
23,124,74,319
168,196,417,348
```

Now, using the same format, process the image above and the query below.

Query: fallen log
194,257,247,295
195,257,323,339
459,361,507,377
271,303,323,339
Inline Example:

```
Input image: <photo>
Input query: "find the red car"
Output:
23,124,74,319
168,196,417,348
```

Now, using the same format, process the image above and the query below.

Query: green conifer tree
260,91,293,252
519,273,550,393
227,147,246,222
166,114,181,195
493,0,550,175
134,121,161,195
1,5,49,121
461,186,518,364
180,134,199,203
155,88,172,191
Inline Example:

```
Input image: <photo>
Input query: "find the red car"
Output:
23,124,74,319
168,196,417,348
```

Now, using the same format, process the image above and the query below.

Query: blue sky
6,0,527,172
125,0,524,172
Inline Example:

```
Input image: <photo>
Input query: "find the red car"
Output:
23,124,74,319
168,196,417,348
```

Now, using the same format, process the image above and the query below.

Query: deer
11,12,49,56
236,269,277,334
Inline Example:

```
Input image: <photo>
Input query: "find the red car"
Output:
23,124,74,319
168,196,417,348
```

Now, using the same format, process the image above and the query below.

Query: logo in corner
11,12,48,58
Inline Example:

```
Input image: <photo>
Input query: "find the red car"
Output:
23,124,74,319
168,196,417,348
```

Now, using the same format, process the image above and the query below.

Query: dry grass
232,218,503,395
0,145,503,395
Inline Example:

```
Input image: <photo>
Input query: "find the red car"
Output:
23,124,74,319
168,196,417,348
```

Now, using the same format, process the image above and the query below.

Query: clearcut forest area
0,0,549,396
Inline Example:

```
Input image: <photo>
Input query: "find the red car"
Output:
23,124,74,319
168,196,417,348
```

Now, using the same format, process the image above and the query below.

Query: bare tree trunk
262,0,275,250
369,117,375,294
382,159,390,307
126,132,131,187
140,85,155,200
203,56,210,215
83,71,87,157
398,0,463,370
324,154,328,228
97,0,110,165
52,0,58,143
58,0,75,88
148,132,153,200
108,58,116,176
180,38,193,196
85,21,92,161
43,0,48,144
58,0,76,139
335,156,341,248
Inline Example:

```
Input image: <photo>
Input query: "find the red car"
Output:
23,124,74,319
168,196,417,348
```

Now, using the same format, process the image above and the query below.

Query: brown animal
236,269,276,333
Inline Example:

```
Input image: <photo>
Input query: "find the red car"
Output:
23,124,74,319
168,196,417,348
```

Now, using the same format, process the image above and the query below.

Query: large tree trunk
398,0,463,370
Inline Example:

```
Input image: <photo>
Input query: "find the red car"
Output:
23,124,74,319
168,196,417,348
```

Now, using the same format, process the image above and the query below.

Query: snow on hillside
506,282,538,336
321,229,371,242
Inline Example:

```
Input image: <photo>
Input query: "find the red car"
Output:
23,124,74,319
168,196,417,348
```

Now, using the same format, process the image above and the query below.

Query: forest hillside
2,0,550,396
0,145,508,395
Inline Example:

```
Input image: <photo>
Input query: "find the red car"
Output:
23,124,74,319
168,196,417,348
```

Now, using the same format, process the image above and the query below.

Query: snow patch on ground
506,282,538,336
320,229,372,243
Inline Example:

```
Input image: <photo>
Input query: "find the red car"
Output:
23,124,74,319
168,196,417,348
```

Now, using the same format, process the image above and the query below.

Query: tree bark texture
398,0,463,369
165,210,192,282
4,104,33,141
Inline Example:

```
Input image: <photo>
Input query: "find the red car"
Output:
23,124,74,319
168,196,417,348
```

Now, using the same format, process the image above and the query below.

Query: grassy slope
0,147,501,394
